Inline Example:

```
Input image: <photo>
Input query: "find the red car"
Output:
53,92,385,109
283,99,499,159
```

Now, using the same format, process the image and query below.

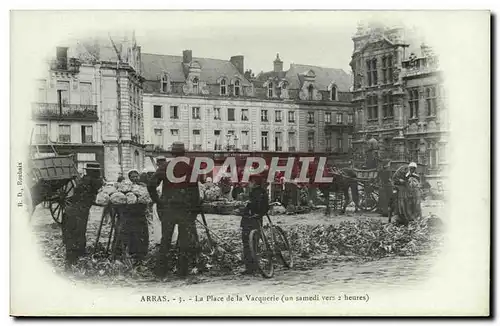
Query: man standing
62,162,103,269
147,142,201,278
239,173,270,275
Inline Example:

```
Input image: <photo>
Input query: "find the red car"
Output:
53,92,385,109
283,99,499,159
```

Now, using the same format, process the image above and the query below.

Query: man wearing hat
147,142,201,278
239,172,270,275
61,162,104,269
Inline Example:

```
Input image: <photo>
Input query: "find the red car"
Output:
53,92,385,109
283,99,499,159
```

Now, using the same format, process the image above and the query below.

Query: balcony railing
241,145,249,150
276,146,283,151
32,103,98,120
288,146,296,152
193,144,202,151
214,144,223,150
50,58,81,73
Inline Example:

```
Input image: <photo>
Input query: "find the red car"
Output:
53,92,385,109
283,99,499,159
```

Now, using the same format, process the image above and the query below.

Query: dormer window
234,80,240,96
308,84,314,100
268,82,274,98
330,86,337,101
161,75,168,93
220,79,227,95
192,77,199,94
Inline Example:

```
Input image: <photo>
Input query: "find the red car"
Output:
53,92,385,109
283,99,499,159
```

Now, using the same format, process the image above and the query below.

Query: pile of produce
95,180,152,206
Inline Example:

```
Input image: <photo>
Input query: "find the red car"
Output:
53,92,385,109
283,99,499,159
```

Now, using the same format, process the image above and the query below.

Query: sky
119,12,362,74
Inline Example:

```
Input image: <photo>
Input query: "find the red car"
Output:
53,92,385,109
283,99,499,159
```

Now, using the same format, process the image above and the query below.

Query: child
240,173,269,275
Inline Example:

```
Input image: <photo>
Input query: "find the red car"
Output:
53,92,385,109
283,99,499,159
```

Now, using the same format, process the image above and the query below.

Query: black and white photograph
9,10,490,316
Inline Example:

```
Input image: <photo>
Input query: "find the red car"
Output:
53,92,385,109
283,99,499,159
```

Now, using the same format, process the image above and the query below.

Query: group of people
61,141,271,277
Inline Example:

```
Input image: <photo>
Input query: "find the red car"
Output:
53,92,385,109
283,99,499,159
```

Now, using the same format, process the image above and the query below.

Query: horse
318,167,361,215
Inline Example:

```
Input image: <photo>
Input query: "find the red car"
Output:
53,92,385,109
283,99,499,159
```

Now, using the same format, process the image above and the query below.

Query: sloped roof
285,64,352,92
141,53,251,86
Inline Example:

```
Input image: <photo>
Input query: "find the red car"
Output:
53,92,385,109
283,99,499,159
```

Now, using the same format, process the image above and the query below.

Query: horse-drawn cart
26,154,81,224
351,168,380,212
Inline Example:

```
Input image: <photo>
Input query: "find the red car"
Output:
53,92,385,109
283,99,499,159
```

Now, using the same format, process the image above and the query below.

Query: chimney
183,50,192,64
273,53,283,73
230,55,244,74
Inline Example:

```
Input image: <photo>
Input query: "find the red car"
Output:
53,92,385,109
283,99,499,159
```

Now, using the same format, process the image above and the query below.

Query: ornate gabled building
350,22,448,186
142,51,354,156
31,34,145,181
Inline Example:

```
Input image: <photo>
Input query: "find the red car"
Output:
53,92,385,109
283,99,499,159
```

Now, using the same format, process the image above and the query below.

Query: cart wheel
49,180,76,224
249,229,274,278
272,226,293,268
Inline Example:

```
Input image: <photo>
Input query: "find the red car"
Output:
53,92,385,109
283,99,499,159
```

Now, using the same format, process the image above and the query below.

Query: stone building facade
349,23,448,186
142,51,354,154
31,34,145,181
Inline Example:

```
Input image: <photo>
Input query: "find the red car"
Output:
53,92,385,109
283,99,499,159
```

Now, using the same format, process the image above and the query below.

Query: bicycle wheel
249,229,274,278
272,226,293,268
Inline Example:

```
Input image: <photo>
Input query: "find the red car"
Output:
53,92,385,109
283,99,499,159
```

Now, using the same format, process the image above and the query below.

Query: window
336,113,343,124
193,129,201,150
76,153,96,175
192,107,200,119
367,95,378,120
214,107,221,120
409,89,419,118
154,129,163,148
308,84,314,100
337,137,343,151
325,132,332,150
325,112,331,124
383,93,394,118
34,124,48,144
161,75,168,93
275,110,282,122
439,143,447,163
81,125,93,143
307,112,314,124
234,80,240,96
268,82,273,98
347,114,354,124
228,108,235,121
170,106,178,119
274,132,283,151
307,131,315,151
366,59,378,86
288,132,296,151
214,130,222,150
426,86,437,116
428,143,438,169
382,56,393,84
220,79,227,95
170,129,180,142
37,80,46,102
288,111,295,123
330,86,337,101
153,105,162,119
192,77,199,94
241,109,249,121
58,125,71,143
261,131,269,150
348,135,353,148
261,110,268,122
241,131,249,150
56,81,70,106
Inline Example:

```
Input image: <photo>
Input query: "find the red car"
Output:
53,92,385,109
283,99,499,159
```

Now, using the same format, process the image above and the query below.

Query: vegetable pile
95,180,152,206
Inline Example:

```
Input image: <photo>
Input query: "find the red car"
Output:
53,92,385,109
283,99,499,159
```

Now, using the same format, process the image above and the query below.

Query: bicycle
248,213,293,278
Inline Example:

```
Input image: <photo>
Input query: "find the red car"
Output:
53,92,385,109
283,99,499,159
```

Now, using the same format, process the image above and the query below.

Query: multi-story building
142,51,353,154
31,35,145,181
349,22,448,186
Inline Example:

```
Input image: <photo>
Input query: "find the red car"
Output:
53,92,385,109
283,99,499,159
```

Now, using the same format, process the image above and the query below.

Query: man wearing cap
61,162,104,269
239,172,270,275
147,142,201,278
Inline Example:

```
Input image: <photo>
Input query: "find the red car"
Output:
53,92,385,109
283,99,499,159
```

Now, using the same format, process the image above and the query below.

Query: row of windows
38,80,93,105
152,105,353,124
366,55,394,87
33,124,93,144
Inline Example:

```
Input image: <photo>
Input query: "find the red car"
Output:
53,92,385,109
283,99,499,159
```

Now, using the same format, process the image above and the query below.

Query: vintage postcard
9,10,490,316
